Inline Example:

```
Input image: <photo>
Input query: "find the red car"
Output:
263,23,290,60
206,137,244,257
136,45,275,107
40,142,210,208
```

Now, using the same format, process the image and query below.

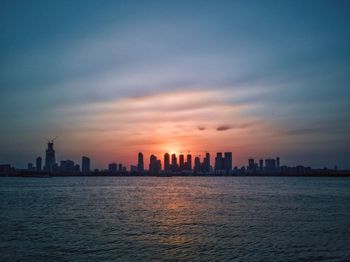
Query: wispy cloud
216,125,232,131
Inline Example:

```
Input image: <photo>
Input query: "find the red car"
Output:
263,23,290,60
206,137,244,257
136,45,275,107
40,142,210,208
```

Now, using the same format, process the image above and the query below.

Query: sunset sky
1,0,350,169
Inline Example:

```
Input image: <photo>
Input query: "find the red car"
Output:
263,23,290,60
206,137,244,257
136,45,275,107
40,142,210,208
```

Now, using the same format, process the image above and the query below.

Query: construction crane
44,136,58,143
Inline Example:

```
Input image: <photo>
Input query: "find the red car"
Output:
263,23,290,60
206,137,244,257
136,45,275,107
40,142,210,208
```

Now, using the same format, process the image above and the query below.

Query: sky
1,0,350,169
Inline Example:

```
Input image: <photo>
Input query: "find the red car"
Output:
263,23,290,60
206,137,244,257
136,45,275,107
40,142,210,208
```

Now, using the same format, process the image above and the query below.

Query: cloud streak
216,125,232,131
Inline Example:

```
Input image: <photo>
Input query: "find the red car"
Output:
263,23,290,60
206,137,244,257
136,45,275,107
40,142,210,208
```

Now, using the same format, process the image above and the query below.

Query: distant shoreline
1,172,350,178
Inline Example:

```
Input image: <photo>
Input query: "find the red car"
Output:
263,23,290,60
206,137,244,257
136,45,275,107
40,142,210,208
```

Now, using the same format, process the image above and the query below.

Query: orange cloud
55,89,280,168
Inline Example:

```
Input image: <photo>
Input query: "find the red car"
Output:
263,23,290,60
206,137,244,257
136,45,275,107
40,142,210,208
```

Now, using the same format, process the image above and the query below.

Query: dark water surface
0,177,349,261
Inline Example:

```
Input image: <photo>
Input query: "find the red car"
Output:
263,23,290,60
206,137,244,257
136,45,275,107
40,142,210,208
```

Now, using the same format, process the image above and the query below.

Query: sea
0,177,349,261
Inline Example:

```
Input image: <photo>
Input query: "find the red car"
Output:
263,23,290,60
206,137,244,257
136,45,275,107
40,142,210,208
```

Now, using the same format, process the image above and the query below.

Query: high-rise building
248,159,255,169
164,153,170,171
179,154,185,170
149,155,161,174
248,158,257,173
265,159,276,170
82,156,90,174
155,160,161,174
149,155,156,171
276,157,280,169
108,163,117,174
215,152,223,172
60,160,75,174
194,156,201,173
171,153,177,171
137,152,144,172
224,152,232,174
44,142,56,173
259,159,264,170
36,157,42,172
204,153,210,172
186,154,192,171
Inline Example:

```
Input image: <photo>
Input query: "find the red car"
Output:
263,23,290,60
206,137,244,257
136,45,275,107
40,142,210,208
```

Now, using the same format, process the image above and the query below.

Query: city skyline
2,137,348,171
1,1,350,169
15,140,343,175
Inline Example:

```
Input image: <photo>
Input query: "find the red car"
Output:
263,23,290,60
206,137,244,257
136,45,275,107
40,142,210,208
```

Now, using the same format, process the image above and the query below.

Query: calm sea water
0,177,349,261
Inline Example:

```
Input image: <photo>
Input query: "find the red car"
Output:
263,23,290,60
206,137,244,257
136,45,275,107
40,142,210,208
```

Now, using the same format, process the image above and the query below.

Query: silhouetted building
109,163,117,174
248,159,254,168
164,153,170,171
215,152,223,172
171,153,178,171
149,155,161,174
53,163,58,173
156,160,161,174
0,164,11,174
224,152,232,174
276,157,280,169
194,156,201,173
248,158,258,173
186,154,192,171
36,157,42,172
74,164,80,173
82,156,90,174
265,159,276,171
27,163,33,171
137,152,144,172
130,165,138,172
179,154,185,170
44,142,56,173
60,160,75,174
118,164,123,172
296,165,305,175
204,153,210,172
259,159,264,170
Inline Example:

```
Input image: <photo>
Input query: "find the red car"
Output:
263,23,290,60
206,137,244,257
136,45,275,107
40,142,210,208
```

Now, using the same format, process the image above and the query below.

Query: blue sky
1,0,350,169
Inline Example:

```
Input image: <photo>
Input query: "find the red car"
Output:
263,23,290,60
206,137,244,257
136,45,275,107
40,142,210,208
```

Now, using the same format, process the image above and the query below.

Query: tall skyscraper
82,156,90,174
194,156,201,173
137,152,144,172
276,157,280,169
149,155,161,174
179,154,185,170
36,156,42,172
204,152,210,172
171,153,177,171
259,159,264,170
164,153,170,171
248,159,255,169
215,152,223,172
44,141,56,173
155,160,161,174
224,152,232,174
186,154,192,171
